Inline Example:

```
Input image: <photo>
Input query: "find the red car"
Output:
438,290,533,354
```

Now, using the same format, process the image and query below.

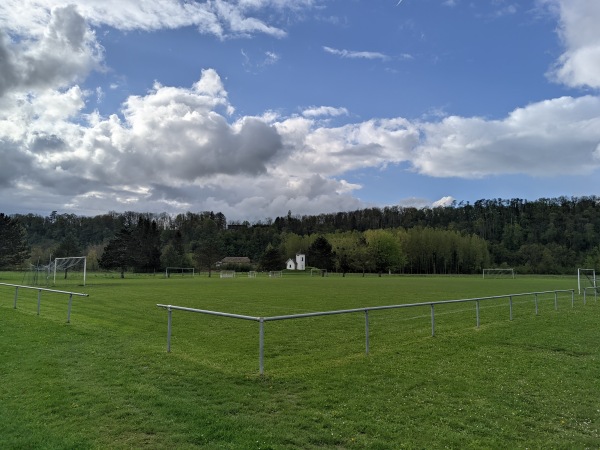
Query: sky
1,0,599,222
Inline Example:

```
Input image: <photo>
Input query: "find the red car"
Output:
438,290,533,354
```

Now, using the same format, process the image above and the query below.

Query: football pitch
1,272,599,448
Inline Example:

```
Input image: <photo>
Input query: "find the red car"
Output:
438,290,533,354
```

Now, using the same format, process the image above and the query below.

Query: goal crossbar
53,256,87,286
483,268,514,279
166,267,195,277
578,268,596,294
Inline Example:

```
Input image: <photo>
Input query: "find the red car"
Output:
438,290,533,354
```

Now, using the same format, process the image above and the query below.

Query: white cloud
545,0,600,89
302,106,349,118
432,196,455,208
0,0,303,40
414,95,600,177
2,0,600,220
4,62,600,219
323,46,390,61
0,5,102,97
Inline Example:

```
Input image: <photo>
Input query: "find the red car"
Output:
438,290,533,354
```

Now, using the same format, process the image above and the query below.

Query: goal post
53,256,87,286
482,268,514,279
269,271,282,278
220,270,236,278
578,268,596,294
165,267,195,277
310,268,328,277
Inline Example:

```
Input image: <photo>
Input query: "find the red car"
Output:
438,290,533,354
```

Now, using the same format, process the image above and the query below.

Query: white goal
165,267,195,277
269,271,282,278
310,268,328,277
22,261,52,286
248,271,257,278
53,256,87,286
578,268,596,294
482,268,514,279
220,270,236,278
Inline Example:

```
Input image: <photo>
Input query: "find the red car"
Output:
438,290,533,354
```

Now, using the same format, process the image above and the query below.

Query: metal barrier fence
0,282,89,323
157,289,575,375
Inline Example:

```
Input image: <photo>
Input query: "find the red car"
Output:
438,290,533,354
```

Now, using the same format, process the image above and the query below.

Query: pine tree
0,214,30,269
99,227,136,278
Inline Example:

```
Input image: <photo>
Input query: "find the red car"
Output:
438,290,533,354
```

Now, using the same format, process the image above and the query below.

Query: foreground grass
0,273,598,448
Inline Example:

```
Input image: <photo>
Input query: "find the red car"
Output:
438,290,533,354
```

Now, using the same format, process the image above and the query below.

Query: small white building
286,253,306,270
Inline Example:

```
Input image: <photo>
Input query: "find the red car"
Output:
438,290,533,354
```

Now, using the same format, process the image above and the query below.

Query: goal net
269,271,282,278
578,268,596,294
482,268,514,279
310,268,328,277
22,261,52,286
165,267,195,277
248,271,257,278
220,270,236,278
53,256,87,286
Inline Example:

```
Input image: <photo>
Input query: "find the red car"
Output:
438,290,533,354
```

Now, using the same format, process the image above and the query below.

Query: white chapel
286,253,306,270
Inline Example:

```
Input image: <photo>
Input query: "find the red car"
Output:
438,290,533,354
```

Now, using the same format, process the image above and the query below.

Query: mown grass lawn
0,272,598,448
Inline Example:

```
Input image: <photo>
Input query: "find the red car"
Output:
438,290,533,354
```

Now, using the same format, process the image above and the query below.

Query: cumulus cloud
546,0,600,89
302,106,349,118
2,0,600,220
0,5,102,97
4,66,600,219
414,95,600,177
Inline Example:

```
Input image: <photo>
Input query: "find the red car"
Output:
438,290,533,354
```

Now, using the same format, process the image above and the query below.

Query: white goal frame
482,268,514,279
53,256,87,286
220,270,236,278
310,268,328,277
165,267,195,277
269,271,282,278
248,271,257,278
578,268,596,294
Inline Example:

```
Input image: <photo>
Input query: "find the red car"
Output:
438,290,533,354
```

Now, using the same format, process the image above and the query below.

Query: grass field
1,272,599,449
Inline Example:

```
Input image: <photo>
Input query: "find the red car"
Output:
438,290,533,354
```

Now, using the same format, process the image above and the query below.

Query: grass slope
0,273,598,448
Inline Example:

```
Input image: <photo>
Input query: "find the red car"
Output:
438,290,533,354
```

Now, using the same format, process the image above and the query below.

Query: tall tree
192,219,223,277
98,227,137,278
0,214,30,269
134,217,161,272
364,229,406,275
53,232,83,279
306,235,335,271
259,244,285,271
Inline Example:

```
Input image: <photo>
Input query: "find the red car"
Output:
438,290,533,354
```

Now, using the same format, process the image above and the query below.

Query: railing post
66,293,73,323
364,310,370,355
584,289,587,305
509,295,513,321
37,290,42,315
476,300,480,328
13,287,18,309
571,290,574,308
167,306,172,352
554,291,558,311
534,293,539,316
430,304,435,337
259,318,265,375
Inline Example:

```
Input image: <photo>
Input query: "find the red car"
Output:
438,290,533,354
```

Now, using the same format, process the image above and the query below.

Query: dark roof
220,257,251,264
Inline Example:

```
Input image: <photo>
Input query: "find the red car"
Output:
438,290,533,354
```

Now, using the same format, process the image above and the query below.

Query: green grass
1,272,599,448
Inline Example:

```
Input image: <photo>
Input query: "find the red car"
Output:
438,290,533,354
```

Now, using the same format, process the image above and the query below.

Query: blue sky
1,0,599,221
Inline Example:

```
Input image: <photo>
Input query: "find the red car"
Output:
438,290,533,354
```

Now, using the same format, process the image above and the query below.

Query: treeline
6,195,600,275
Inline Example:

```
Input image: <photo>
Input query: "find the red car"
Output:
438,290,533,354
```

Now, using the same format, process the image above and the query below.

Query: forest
2,195,600,276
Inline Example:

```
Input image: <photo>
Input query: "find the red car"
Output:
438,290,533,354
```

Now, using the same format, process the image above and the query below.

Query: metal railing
157,289,575,375
0,283,89,323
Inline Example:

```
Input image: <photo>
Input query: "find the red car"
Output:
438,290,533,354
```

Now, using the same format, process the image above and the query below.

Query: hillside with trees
2,196,600,276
